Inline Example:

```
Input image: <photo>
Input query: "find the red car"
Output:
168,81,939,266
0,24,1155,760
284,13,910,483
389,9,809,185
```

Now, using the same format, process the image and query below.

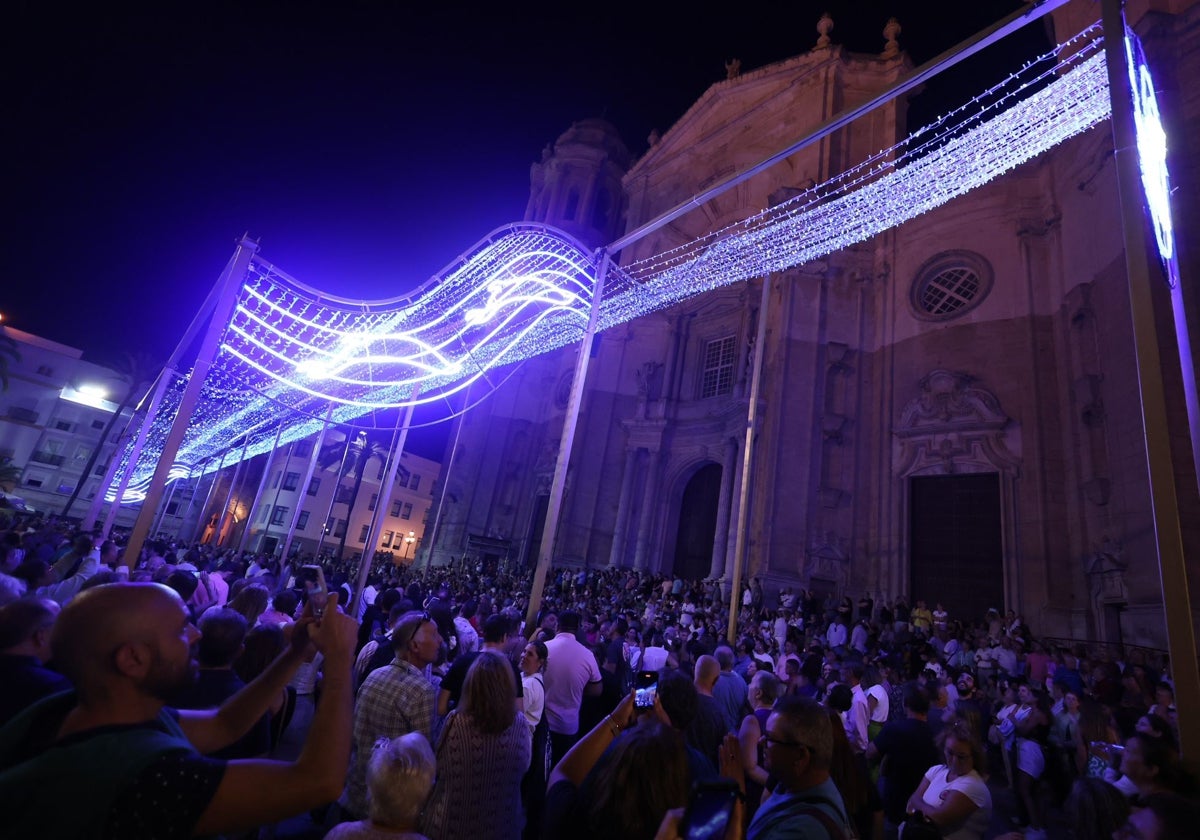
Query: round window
910,251,993,320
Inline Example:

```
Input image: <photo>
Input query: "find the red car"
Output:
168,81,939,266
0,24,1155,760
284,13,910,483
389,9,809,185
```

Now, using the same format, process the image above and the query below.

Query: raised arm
189,593,357,836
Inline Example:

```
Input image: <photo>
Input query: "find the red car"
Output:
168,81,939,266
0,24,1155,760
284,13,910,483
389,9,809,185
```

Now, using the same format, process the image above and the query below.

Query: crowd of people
1,514,1198,839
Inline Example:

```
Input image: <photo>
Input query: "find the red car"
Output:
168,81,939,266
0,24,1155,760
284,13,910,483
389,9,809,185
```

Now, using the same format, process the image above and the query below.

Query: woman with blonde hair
326,732,436,839
905,720,992,840
420,651,531,840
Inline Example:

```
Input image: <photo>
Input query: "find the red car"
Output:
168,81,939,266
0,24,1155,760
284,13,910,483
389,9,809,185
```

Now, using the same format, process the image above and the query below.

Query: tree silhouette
317,427,393,560
0,331,19,392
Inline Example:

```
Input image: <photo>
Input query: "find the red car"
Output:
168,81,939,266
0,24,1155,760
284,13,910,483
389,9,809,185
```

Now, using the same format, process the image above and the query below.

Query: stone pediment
627,50,843,178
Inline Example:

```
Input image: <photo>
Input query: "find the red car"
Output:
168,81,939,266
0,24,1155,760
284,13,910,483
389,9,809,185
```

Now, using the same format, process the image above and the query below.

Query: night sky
6,1,1049,411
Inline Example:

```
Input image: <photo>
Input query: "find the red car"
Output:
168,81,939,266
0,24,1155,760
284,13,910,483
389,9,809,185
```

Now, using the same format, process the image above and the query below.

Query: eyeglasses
397,612,432,649
761,733,811,751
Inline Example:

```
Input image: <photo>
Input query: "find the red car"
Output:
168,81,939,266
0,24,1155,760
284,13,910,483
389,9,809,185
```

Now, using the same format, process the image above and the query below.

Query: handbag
898,810,943,839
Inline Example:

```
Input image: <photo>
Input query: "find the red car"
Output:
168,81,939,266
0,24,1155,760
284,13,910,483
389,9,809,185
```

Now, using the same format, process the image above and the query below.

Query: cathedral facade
428,1,1200,650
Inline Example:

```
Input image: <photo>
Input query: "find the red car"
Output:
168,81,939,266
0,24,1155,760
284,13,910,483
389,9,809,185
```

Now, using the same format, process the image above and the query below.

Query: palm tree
61,351,157,520
0,330,18,392
331,429,391,561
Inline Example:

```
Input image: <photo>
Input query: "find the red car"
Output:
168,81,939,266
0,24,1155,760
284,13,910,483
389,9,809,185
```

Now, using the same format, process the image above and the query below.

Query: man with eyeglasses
747,696,853,840
337,610,442,821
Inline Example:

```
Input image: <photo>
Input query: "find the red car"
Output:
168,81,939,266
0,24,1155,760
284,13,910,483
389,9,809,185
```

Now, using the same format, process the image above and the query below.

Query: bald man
0,598,70,726
689,654,730,771
0,581,358,838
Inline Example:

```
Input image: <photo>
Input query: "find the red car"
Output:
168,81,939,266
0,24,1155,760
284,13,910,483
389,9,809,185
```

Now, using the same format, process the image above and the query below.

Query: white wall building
0,325,137,526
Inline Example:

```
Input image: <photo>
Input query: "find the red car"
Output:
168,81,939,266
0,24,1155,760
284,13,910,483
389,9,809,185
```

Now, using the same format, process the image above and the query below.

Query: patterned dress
420,709,532,840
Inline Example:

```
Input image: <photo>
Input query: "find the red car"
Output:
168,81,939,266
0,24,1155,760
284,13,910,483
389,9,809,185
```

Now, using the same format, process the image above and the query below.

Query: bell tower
525,118,631,250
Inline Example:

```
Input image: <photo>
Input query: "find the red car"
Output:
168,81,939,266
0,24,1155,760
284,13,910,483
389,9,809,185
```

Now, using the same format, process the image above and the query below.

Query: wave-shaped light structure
110,26,1116,503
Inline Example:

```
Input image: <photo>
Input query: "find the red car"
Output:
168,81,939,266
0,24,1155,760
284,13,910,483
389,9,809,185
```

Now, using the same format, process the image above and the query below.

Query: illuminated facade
430,3,1200,648
0,326,137,525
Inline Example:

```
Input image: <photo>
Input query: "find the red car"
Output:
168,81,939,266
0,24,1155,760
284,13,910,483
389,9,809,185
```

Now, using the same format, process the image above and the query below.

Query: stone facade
428,1,1200,648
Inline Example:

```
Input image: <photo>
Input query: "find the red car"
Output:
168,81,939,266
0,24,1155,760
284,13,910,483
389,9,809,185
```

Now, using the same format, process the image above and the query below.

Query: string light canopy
112,23,1131,503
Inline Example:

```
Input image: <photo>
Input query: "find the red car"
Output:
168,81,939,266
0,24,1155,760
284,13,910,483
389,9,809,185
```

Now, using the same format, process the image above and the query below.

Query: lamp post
404,530,416,561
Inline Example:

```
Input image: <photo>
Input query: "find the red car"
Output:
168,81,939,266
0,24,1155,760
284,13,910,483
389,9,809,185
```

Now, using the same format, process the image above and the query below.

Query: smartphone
634,669,658,709
679,779,740,840
298,564,328,615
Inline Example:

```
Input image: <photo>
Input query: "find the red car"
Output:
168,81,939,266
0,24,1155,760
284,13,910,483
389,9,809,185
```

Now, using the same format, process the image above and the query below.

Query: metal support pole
352,397,417,615
1101,0,1200,757
279,407,334,564
315,427,354,559
214,431,254,548
179,459,210,545
102,368,178,539
151,472,181,540
727,275,772,643
81,396,143,533
192,451,228,545
421,386,468,571
525,251,610,632
123,237,258,565
239,423,285,553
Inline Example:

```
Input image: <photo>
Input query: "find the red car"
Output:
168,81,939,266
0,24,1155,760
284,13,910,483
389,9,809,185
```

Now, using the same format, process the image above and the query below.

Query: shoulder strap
792,803,850,840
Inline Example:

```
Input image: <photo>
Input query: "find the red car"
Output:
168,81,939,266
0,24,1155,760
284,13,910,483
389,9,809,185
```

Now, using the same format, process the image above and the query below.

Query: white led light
111,27,1114,503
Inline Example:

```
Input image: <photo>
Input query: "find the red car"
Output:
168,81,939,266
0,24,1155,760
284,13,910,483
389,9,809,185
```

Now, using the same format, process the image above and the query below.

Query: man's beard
145,646,199,701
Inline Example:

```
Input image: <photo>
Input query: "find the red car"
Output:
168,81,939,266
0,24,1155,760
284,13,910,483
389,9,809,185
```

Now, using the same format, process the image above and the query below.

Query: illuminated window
381,530,394,548
700,336,736,398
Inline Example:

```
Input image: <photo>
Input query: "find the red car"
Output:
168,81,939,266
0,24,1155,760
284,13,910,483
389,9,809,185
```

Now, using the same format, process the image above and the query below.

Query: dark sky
5,1,1049,376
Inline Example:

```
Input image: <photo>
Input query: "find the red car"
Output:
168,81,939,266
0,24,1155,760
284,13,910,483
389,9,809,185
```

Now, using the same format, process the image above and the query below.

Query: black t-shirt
872,717,939,823
105,750,226,839
438,650,523,712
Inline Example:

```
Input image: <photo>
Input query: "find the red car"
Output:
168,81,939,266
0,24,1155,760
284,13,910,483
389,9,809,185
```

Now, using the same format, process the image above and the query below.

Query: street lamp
404,530,416,561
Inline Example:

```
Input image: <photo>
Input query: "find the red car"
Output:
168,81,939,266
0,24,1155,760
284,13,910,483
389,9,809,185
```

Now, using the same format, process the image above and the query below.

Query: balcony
5,406,40,424
30,450,66,467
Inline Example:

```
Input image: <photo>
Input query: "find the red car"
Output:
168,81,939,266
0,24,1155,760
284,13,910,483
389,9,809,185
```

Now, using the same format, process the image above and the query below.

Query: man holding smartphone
0,582,358,838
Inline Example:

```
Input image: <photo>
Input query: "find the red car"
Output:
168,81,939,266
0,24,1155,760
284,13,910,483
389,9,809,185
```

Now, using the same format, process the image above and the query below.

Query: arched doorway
673,463,722,579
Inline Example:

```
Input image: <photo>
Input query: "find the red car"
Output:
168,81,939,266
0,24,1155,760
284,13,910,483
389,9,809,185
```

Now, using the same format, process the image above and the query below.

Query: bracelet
606,715,623,737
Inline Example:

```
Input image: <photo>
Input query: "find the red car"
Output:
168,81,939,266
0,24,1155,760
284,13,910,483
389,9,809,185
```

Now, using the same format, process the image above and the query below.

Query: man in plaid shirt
337,610,442,819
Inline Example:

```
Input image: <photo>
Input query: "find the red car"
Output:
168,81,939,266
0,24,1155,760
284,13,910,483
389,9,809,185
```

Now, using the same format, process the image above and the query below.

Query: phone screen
634,670,658,709
298,565,328,614
680,782,738,840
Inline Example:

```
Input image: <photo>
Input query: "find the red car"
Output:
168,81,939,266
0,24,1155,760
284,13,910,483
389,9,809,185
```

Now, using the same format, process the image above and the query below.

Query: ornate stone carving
1086,537,1128,603
894,370,1020,477
807,533,848,589
635,361,663,401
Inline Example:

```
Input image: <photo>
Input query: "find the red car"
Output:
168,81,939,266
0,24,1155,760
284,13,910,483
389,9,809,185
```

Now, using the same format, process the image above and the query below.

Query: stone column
709,437,738,579
633,448,662,571
608,447,640,567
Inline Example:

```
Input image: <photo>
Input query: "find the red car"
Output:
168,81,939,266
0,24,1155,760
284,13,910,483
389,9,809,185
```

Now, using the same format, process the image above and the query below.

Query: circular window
910,251,993,320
